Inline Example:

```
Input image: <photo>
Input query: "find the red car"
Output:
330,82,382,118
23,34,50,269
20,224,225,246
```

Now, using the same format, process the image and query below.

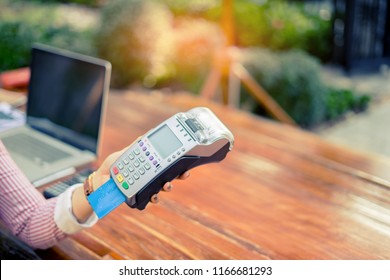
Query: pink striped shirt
0,140,68,249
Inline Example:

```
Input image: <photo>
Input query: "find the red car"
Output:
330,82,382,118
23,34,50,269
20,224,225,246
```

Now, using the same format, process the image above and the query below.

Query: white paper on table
0,102,26,133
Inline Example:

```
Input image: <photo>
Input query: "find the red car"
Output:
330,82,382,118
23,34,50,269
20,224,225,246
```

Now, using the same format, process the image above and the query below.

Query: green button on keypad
122,181,129,190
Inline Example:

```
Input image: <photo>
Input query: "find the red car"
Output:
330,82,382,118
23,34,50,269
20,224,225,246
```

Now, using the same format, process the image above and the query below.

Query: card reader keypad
110,117,199,199
112,145,152,192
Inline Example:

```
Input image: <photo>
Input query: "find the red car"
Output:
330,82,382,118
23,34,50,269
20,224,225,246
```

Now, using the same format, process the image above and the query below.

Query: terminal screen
148,124,182,159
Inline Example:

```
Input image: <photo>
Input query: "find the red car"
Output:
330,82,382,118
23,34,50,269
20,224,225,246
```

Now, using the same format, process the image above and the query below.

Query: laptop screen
27,44,110,154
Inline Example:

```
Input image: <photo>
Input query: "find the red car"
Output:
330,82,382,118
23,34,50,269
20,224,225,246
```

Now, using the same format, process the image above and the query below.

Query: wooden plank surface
44,90,390,260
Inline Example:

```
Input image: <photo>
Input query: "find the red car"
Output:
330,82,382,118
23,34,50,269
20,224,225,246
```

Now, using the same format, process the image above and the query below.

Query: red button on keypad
113,166,119,175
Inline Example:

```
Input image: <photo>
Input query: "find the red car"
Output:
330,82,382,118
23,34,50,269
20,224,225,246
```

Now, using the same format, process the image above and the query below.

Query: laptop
0,43,111,187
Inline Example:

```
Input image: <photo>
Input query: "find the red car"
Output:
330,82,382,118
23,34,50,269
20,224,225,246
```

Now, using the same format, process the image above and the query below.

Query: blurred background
1,0,389,155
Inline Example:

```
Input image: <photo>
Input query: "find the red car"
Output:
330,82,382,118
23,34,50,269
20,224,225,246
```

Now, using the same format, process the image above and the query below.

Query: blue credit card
87,178,126,219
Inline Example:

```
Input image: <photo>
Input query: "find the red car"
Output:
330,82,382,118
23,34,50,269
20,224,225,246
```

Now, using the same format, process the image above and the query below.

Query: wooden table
39,90,390,260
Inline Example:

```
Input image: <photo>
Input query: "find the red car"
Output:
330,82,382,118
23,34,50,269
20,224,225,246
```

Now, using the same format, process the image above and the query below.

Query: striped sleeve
0,140,67,249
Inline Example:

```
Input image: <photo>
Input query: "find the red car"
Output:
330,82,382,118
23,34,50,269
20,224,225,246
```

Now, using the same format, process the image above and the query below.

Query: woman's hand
92,144,190,203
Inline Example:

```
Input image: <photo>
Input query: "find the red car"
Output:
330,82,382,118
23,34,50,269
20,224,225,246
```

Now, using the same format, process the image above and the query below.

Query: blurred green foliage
325,88,371,121
96,0,174,88
24,0,100,6
164,0,332,61
0,0,369,128
240,48,369,128
230,0,332,61
0,0,96,71
240,48,327,127
162,0,220,17
96,0,224,90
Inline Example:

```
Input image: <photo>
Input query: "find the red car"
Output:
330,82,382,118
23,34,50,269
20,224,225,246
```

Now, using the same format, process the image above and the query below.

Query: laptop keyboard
43,168,94,198
2,133,71,164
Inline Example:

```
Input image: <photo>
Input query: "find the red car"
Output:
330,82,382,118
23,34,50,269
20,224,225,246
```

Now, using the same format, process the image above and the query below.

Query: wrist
92,169,111,191
83,171,96,197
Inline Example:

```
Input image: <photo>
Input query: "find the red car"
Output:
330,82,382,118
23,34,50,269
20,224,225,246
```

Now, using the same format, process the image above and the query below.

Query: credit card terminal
87,107,234,218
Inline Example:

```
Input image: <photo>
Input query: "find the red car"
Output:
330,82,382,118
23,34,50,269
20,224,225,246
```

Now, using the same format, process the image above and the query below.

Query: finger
162,182,172,192
150,194,159,204
178,171,190,180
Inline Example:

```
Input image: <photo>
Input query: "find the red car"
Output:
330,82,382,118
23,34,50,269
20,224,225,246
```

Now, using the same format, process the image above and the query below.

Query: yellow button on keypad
116,174,124,183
